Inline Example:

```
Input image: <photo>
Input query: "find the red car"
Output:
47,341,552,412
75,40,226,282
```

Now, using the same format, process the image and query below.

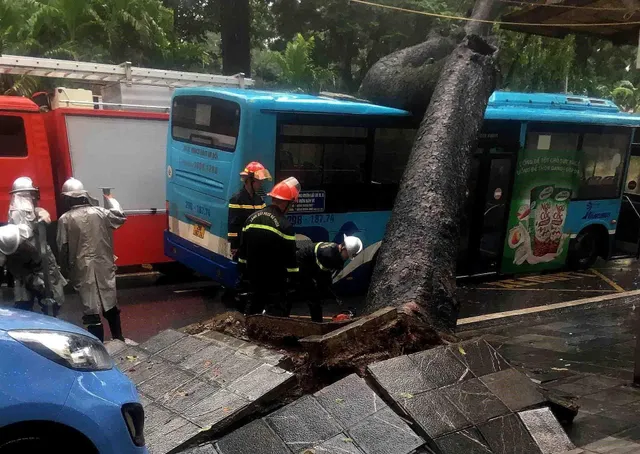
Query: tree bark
219,0,251,76
358,30,461,116
364,33,498,332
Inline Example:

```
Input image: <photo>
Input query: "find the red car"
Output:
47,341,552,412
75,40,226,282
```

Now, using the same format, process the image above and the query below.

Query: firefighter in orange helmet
238,177,301,317
223,162,272,306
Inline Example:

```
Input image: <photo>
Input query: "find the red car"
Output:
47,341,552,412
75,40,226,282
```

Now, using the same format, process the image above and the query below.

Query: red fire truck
0,55,251,267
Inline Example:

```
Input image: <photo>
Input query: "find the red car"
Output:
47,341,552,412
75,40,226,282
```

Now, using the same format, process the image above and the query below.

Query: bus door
458,121,520,275
614,143,640,258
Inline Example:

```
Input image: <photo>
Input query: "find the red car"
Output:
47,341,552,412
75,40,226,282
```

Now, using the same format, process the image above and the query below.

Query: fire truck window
0,116,27,157
171,96,240,152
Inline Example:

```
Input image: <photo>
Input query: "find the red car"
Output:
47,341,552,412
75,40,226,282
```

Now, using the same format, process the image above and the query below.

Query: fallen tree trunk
365,34,499,332
358,30,460,116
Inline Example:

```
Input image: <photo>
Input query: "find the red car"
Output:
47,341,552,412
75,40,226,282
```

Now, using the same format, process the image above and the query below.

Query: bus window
171,96,240,152
277,124,368,188
526,132,579,152
0,116,27,157
279,142,323,187
372,128,417,184
578,133,628,199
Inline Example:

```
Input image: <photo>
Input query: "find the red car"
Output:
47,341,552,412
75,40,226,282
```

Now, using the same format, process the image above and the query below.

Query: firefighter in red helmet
223,162,272,306
238,177,301,317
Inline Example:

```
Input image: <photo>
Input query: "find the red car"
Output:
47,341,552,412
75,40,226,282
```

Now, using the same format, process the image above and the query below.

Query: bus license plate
192,224,206,239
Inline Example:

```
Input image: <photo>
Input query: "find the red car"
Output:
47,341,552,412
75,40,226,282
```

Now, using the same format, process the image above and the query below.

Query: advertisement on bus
501,141,581,273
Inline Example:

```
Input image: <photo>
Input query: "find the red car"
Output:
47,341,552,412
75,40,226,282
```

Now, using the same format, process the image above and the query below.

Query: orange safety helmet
240,161,272,181
268,177,301,202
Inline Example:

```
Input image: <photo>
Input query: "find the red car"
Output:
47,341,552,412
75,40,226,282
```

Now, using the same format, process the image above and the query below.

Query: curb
456,289,640,332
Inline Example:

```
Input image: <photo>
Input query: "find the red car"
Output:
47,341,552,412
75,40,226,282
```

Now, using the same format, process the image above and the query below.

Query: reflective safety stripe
314,242,330,272
287,267,300,273
243,224,296,241
229,203,266,210
238,258,247,264
227,232,238,237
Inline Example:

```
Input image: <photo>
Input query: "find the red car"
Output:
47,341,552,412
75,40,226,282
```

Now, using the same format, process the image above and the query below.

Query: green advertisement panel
501,148,580,273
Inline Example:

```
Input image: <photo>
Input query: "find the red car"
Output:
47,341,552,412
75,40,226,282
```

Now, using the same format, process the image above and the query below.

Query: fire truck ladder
0,54,252,88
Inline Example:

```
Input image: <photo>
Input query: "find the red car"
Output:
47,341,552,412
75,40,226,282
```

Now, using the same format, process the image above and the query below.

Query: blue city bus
164,89,640,294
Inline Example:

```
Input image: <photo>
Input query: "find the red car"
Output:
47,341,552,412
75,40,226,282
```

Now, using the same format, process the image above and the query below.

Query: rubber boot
104,307,125,341
308,300,323,323
87,323,105,342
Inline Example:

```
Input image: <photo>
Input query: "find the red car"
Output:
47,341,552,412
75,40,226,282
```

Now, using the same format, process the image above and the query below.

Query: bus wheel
568,230,599,270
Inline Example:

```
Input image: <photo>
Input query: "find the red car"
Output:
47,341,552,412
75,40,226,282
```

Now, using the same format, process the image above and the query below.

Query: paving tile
553,375,626,397
181,443,219,454
227,364,293,402
450,339,511,377
481,369,545,411
519,408,575,454
236,344,284,366
408,346,473,387
478,413,541,454
145,415,199,454
199,330,250,350
265,395,342,450
565,414,636,447
216,419,290,454
367,355,435,399
434,428,492,454
313,433,366,453
314,374,387,430
181,344,235,375
121,356,172,385
587,386,640,406
508,333,574,353
156,377,220,413
613,425,640,443
138,366,195,400
183,388,251,429
442,378,510,425
582,436,640,454
200,351,261,387
138,392,153,408
144,402,180,434
347,407,424,454
113,346,149,368
104,339,127,355
157,335,212,364
401,388,471,438
140,329,187,354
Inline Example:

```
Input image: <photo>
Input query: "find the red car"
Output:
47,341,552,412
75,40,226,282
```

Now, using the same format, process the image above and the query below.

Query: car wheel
0,424,97,454
568,230,599,270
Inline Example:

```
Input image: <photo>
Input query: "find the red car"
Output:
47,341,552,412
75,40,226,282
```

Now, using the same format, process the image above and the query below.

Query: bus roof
485,92,640,126
173,87,411,116
173,88,640,127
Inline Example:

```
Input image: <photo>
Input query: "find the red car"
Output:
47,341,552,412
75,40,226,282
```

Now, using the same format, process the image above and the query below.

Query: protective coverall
295,242,344,322
8,191,66,314
239,205,298,317
57,188,126,341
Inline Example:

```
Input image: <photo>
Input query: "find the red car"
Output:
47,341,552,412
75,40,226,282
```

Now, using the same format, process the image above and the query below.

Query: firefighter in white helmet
7,177,66,315
295,234,363,322
57,178,126,342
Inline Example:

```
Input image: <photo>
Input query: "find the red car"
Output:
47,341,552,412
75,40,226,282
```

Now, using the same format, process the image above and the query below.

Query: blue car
0,307,147,453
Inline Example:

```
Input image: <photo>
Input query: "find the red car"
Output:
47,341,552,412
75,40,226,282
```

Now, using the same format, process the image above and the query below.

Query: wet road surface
458,258,639,318
1,258,638,343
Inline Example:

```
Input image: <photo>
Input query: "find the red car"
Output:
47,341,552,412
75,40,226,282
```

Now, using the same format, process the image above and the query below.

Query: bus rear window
0,115,27,157
171,96,240,151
